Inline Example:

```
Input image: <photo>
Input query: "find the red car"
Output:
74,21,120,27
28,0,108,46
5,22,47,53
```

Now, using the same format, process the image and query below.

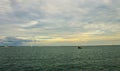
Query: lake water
0,46,120,71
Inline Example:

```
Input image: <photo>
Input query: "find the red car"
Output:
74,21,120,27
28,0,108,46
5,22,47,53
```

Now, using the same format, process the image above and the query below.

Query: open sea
0,45,120,71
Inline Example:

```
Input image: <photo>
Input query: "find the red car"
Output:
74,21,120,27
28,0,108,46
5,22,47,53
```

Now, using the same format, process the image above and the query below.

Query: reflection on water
0,46,120,71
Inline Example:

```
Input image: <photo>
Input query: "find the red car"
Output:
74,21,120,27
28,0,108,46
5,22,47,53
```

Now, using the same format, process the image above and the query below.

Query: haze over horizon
0,0,120,46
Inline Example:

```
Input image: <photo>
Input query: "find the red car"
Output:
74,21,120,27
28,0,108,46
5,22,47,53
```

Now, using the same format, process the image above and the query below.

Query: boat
78,46,82,49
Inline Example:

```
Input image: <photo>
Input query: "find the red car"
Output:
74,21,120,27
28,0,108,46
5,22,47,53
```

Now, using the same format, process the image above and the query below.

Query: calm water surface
0,46,120,71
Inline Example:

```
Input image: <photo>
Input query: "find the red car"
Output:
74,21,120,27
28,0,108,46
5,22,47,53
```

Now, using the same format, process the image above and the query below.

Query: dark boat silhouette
78,46,82,49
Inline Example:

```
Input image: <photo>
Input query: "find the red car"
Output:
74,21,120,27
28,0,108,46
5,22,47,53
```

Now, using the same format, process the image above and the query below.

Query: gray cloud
0,37,32,46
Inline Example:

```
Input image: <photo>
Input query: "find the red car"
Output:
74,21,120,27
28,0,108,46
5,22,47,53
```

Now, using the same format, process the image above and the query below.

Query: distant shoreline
0,45,120,47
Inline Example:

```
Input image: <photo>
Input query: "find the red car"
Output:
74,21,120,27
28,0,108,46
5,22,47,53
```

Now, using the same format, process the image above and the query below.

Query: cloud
6,33,119,46
83,23,120,33
103,0,112,5
0,37,32,46
20,21,39,27
0,0,120,45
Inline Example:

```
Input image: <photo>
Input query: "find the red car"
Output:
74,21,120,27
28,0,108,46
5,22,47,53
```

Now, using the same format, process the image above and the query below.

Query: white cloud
103,0,112,5
83,23,120,33
0,0,12,15
40,0,88,16
20,21,39,27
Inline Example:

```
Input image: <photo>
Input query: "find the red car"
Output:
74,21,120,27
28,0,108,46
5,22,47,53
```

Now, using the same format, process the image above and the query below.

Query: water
0,46,120,71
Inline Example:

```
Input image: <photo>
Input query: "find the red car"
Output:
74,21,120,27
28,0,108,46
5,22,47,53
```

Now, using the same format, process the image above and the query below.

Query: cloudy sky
0,0,120,46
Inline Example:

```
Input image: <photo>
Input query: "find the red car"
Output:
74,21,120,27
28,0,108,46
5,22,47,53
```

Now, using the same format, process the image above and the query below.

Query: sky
0,0,120,46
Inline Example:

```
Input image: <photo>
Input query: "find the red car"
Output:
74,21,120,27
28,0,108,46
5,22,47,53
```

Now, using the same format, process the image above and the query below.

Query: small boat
78,46,82,49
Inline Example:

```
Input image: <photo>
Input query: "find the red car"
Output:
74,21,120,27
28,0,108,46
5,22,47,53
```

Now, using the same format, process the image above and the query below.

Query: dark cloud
0,37,32,46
